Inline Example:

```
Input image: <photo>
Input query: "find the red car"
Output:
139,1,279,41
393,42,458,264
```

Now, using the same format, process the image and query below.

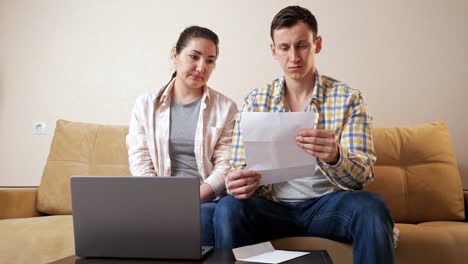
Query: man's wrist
323,144,343,168
326,148,340,165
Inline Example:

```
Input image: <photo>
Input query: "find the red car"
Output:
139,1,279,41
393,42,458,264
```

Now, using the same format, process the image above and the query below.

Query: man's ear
270,42,278,60
315,35,322,54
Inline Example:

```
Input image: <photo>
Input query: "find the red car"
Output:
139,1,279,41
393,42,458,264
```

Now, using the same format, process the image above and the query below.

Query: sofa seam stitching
396,127,409,222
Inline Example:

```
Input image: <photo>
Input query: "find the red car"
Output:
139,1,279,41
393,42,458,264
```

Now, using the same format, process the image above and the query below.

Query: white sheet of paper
241,112,318,185
239,250,310,264
232,241,275,259
255,165,317,186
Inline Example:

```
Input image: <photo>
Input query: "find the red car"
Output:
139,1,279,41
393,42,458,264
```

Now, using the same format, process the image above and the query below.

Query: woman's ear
171,48,177,65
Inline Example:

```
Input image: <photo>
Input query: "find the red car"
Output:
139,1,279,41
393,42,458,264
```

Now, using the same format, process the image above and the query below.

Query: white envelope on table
241,112,318,185
232,241,309,263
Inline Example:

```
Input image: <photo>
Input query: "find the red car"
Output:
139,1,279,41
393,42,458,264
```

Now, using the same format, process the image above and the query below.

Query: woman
126,26,238,246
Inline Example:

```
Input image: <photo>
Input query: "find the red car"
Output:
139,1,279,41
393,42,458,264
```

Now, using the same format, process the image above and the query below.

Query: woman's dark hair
175,25,219,56
270,6,318,41
167,25,219,84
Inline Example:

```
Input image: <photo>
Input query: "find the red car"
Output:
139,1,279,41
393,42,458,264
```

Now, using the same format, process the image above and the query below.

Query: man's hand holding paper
296,128,340,165
226,170,261,200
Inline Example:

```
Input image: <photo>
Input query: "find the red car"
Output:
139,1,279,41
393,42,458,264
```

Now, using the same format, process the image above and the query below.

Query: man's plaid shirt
229,71,376,201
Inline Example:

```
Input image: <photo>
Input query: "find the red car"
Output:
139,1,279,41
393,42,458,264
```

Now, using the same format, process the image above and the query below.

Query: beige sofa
1,120,467,264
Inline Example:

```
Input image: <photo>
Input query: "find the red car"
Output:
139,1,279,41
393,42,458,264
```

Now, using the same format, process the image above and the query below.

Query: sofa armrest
0,187,41,219
465,190,468,222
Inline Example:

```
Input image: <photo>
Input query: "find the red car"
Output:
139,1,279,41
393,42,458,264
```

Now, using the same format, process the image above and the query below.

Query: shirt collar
272,69,325,105
311,70,325,103
157,78,211,106
272,78,285,105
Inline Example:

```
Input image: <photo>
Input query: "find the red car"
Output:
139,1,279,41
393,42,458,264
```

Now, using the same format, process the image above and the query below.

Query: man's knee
214,195,249,221
352,191,392,221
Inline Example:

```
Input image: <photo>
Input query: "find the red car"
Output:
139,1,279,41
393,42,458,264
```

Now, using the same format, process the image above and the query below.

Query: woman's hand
200,183,215,203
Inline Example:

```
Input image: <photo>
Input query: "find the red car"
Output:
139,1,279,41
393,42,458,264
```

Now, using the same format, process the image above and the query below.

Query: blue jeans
213,191,395,264
201,202,216,246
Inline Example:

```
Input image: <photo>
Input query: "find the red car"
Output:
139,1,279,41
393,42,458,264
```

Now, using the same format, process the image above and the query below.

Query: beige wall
1,0,467,187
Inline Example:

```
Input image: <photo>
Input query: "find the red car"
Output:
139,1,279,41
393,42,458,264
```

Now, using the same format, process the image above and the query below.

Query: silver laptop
70,176,213,260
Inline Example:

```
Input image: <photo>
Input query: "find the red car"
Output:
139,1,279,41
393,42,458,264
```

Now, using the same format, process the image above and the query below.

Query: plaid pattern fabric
227,72,403,248
229,71,376,201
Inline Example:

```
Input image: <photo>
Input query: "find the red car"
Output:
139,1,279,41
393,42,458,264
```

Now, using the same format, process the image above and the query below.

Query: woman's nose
196,60,206,72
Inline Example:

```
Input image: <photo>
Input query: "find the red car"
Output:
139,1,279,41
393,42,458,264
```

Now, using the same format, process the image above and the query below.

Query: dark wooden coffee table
50,249,333,264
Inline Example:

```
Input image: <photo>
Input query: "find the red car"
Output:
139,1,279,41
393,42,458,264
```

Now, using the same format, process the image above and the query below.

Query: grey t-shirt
272,99,340,202
169,96,202,182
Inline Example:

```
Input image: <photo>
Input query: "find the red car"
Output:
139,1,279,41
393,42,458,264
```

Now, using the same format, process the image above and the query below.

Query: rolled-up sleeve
204,102,238,196
318,92,376,190
126,96,157,176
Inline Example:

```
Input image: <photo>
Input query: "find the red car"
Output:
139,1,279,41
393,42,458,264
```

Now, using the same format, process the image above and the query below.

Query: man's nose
289,48,300,63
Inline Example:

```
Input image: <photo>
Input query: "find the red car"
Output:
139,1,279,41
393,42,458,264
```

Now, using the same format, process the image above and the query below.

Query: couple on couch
125,5,395,264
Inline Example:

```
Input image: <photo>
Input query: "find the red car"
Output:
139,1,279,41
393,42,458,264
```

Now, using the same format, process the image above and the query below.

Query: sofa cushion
37,120,130,215
0,215,74,264
365,122,465,223
0,187,40,219
272,222,468,264
394,223,468,264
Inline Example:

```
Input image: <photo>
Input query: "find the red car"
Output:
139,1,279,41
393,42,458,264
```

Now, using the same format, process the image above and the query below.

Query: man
214,5,396,264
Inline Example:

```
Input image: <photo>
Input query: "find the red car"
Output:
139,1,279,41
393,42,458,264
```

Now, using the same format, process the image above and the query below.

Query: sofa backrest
365,121,465,223
37,120,465,222
37,120,130,214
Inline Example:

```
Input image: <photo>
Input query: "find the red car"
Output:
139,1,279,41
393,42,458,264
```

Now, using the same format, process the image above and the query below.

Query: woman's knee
201,202,217,215
201,202,217,224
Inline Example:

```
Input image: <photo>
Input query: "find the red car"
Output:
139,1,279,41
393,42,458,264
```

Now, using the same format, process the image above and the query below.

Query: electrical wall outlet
33,121,47,135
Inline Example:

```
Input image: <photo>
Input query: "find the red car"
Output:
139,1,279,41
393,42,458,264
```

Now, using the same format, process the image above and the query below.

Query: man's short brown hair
270,6,318,41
